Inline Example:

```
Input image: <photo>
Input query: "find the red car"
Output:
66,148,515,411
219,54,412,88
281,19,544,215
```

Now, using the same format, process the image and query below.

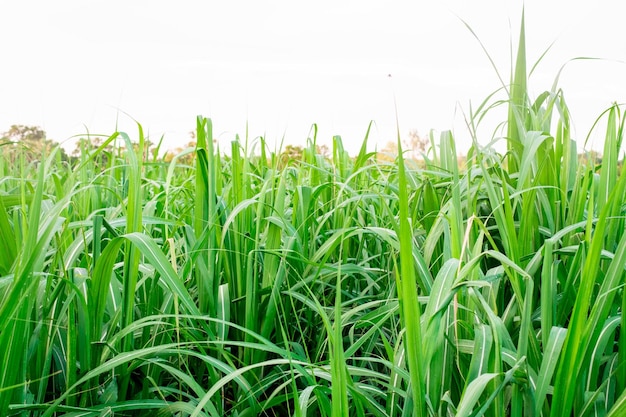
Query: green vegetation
1,16,625,417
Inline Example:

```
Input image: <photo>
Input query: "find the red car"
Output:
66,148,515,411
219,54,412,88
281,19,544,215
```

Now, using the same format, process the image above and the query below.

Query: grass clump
1,13,625,417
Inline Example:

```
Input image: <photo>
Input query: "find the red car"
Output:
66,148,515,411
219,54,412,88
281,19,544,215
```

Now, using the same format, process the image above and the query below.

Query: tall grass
0,13,625,417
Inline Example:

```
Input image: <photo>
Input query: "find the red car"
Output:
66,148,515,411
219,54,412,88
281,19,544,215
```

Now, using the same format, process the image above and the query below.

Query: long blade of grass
395,131,426,415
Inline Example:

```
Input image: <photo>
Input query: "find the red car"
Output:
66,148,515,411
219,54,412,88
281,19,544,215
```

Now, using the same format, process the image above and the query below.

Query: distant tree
316,144,330,158
163,129,200,164
377,141,398,162
279,144,304,166
163,140,197,164
71,136,109,157
3,125,46,142
0,124,67,162
405,129,428,159
70,135,117,168
377,129,429,162
119,138,157,161
578,150,602,166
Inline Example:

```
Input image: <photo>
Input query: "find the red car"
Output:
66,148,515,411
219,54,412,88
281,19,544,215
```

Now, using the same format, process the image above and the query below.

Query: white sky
1,0,625,155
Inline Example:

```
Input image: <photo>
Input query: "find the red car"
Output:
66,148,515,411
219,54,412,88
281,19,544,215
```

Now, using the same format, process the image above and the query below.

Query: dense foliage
0,17,625,417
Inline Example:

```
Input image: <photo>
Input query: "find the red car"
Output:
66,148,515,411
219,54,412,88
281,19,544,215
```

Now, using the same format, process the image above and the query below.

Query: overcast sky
1,0,624,155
